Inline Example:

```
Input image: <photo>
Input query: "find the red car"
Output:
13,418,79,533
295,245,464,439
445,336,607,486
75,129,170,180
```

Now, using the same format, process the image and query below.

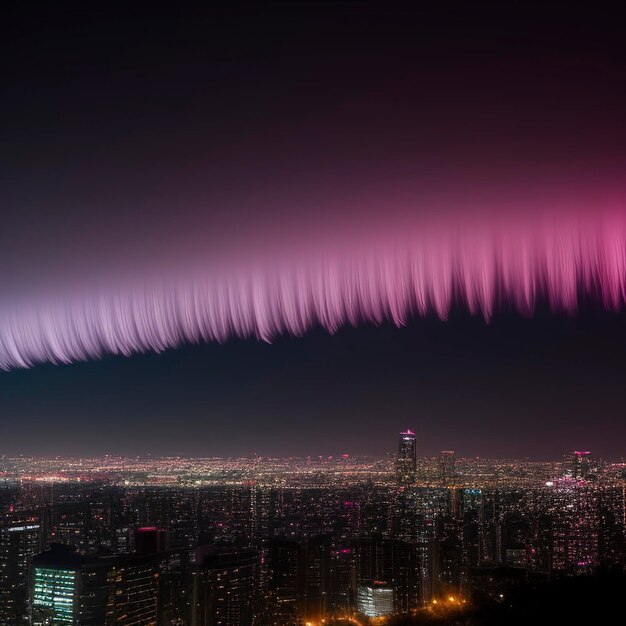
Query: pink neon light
1,208,626,369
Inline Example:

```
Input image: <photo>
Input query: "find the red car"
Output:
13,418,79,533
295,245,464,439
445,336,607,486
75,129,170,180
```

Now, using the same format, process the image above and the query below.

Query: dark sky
1,2,625,458
3,0,624,282
1,307,625,459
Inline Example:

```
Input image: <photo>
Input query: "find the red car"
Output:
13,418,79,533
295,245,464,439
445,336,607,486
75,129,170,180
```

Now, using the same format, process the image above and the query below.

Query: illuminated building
396,429,417,486
357,536,420,615
32,546,82,626
0,513,42,624
0,449,620,624
31,544,159,625
268,538,302,625
357,581,394,618
439,451,456,486
108,557,160,625
329,544,355,613
570,451,594,481
190,546,257,626
52,502,87,554
32,567,76,625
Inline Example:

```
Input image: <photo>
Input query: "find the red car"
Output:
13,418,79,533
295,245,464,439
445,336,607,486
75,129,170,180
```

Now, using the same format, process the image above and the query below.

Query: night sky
2,308,626,459
1,2,625,458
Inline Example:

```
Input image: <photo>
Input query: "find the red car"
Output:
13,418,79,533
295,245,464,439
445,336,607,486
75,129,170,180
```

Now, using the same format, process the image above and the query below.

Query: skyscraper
268,538,302,625
439,451,456,487
31,545,84,626
570,451,594,481
190,546,257,626
0,512,42,625
31,544,159,626
396,429,417,486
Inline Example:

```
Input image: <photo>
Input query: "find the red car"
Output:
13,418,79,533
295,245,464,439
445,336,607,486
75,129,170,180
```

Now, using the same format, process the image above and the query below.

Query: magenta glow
0,207,625,370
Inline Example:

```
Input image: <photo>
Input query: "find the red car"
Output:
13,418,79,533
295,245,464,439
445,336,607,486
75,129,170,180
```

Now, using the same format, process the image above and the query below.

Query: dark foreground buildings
191,546,257,626
0,441,624,625
31,543,159,625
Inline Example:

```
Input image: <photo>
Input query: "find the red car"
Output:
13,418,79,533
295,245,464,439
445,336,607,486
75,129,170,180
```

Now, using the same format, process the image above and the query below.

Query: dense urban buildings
0,432,624,624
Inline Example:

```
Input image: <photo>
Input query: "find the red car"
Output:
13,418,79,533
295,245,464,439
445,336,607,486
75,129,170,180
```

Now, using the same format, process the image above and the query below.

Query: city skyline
0,428,622,492
0,433,621,465
2,427,624,624
2,2,625,623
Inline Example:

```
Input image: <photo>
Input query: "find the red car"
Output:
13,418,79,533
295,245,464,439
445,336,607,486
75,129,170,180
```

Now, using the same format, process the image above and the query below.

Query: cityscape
3,1,626,625
1,430,624,624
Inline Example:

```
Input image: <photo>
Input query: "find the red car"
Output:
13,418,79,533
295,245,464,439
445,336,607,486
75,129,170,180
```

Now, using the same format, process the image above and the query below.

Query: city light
0,438,622,623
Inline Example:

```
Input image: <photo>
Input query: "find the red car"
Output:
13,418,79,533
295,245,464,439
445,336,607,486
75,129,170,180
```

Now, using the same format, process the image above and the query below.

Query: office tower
396,429,417,486
302,535,331,622
392,488,421,543
501,513,531,567
190,546,257,626
114,526,133,555
548,482,600,572
268,538,303,625
479,491,501,566
329,542,355,613
251,484,273,620
571,451,594,481
356,536,420,615
356,581,394,618
85,490,115,554
52,501,87,554
568,486,599,570
31,544,159,626
597,487,626,567
0,512,42,625
434,514,463,593
31,545,86,626
384,541,420,615
439,451,456,486
168,491,199,550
